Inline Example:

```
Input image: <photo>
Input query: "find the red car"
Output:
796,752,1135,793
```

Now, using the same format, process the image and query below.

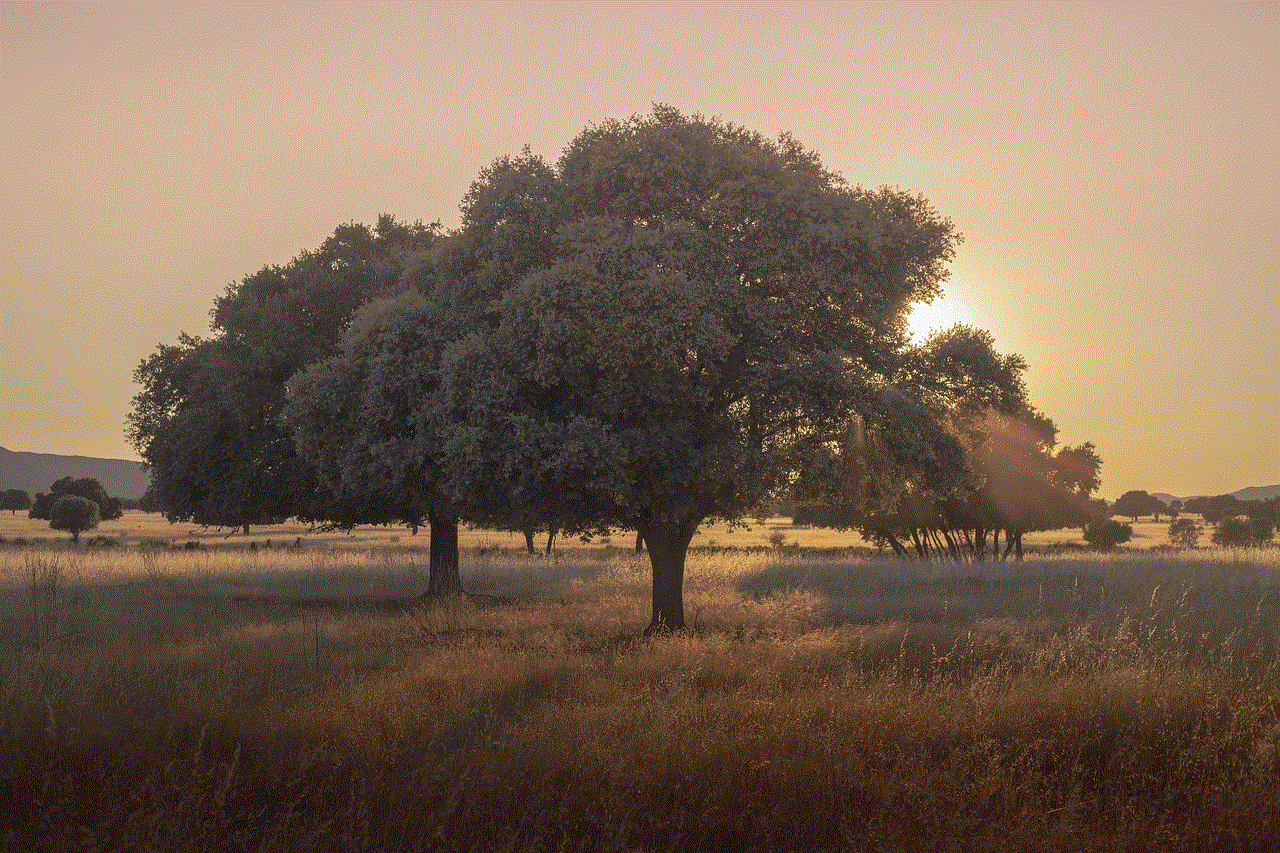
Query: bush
1212,516,1275,548
49,495,100,542
1084,519,1132,551
1168,518,1202,549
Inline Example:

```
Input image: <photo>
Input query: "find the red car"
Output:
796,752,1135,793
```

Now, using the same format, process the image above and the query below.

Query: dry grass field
2,512,1277,851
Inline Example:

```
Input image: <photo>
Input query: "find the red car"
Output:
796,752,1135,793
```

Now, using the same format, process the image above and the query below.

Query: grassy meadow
2,512,1278,851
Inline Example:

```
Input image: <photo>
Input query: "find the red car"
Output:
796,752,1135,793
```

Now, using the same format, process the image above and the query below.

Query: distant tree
1186,494,1241,524
1084,519,1132,551
1211,516,1274,548
29,493,51,519
49,495,100,542
1,489,31,515
1167,517,1202,549
1111,490,1165,522
27,477,121,520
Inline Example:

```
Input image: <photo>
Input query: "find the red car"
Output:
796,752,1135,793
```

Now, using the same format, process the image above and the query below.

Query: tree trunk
637,516,701,634
545,527,557,555
635,530,644,553
974,527,987,562
522,526,536,554
883,530,908,557
424,512,462,599
1002,530,1022,562
242,523,250,535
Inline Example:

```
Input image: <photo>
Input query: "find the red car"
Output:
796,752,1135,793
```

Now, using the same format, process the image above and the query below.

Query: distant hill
1231,485,1280,502
0,447,151,500
1150,486,1280,506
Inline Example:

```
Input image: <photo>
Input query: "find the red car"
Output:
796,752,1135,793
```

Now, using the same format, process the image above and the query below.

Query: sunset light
905,288,972,340
1,5,1278,845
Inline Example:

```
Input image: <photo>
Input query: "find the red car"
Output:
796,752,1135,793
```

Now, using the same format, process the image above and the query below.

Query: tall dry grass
1,541,1277,851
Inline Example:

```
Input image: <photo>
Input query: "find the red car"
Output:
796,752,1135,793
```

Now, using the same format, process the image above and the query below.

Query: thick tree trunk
635,530,644,553
974,527,987,562
424,512,462,599
637,516,701,634
522,526,536,554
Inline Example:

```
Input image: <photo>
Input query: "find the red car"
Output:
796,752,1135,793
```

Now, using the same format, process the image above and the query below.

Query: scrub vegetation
3,530,1277,852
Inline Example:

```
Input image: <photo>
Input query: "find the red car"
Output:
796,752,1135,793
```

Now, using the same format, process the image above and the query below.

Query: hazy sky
2,1,1276,499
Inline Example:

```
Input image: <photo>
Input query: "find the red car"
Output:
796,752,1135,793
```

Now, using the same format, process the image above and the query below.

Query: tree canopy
1,489,31,515
432,107,965,630
49,495,100,541
28,477,121,521
1111,490,1166,521
128,216,440,533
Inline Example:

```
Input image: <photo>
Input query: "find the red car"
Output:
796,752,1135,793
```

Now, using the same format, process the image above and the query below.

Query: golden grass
2,526,1278,851
1,508,1147,552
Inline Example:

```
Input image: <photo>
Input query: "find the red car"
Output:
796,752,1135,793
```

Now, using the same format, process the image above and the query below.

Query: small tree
1,489,31,515
1168,517,1202,549
1084,519,1132,551
50,495,100,542
27,477,121,520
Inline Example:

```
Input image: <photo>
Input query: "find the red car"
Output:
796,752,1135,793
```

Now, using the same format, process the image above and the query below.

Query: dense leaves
49,495,100,541
1,489,31,515
28,477,122,521
794,325,1102,562
1084,519,1133,551
431,107,964,629
128,217,439,532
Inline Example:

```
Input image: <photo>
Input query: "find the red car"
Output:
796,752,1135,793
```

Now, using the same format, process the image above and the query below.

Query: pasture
2,513,1277,851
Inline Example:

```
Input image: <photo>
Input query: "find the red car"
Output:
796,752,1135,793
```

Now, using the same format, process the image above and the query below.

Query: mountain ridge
0,447,151,500
1147,486,1279,505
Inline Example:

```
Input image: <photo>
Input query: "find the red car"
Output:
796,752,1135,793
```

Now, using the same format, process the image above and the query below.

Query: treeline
1107,488,1279,524
129,107,1106,631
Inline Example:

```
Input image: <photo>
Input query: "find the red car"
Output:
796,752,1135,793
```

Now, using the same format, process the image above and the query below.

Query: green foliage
1211,516,1275,548
1168,517,1203,549
1,489,31,514
793,350,1102,560
49,494,100,541
1084,519,1133,551
429,108,965,626
128,216,440,530
288,106,969,626
284,289,448,529
441,108,960,532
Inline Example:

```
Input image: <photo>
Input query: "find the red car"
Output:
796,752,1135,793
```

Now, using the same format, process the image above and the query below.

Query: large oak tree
436,107,964,631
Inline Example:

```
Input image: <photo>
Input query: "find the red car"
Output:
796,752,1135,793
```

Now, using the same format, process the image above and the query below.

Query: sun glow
906,290,972,341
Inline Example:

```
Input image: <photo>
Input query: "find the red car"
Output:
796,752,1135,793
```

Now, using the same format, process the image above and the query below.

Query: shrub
1212,515,1275,548
1168,518,1202,549
1084,519,1132,551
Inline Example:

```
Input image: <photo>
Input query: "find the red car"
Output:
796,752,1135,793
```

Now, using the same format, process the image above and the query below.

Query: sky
1,1,1277,500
